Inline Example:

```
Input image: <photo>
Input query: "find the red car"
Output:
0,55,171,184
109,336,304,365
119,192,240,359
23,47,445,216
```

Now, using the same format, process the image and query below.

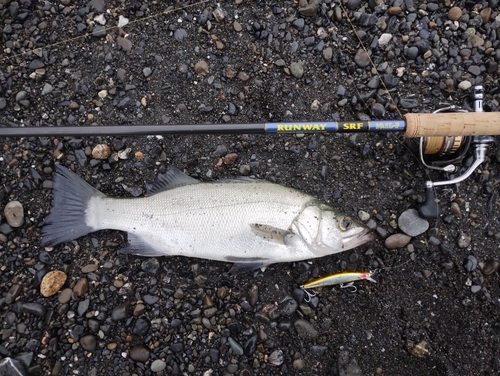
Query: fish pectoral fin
250,223,293,245
119,233,165,257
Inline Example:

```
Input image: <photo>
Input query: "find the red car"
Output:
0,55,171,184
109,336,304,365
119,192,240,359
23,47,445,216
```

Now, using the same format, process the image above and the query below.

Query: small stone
40,271,67,297
194,60,209,75
118,15,129,27
409,340,429,358
293,358,305,370
143,67,152,77
223,153,238,165
92,25,106,37
80,334,96,351
73,278,88,297
81,264,98,273
384,234,411,249
293,319,318,339
299,0,319,17
228,337,243,355
117,37,133,51
151,360,166,372
398,209,429,236
58,288,72,304
483,259,499,275
463,255,477,272
141,258,160,274
4,201,24,227
458,80,472,90
289,62,304,78
22,302,46,317
111,301,130,321
354,49,370,67
92,144,111,159
41,83,53,95
268,349,284,366
130,346,150,362
388,6,402,15
448,7,462,21
457,232,471,248
173,28,187,41
0,98,6,110
233,21,242,32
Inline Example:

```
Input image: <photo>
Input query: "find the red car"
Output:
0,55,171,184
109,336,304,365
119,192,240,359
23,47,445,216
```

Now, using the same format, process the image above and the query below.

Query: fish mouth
342,227,375,250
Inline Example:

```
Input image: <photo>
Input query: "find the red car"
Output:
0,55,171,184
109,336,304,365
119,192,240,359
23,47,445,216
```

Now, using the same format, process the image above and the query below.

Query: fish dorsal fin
147,166,200,195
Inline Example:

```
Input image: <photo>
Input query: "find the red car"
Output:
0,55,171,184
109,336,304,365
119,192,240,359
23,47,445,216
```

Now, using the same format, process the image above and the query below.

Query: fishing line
0,0,210,64
336,2,441,229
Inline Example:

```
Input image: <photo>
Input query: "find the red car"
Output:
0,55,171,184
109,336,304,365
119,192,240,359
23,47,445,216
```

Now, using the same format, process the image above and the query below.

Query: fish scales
88,182,314,262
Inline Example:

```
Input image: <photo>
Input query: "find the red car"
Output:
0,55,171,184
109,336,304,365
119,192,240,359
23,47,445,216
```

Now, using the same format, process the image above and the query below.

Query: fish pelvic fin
41,165,105,246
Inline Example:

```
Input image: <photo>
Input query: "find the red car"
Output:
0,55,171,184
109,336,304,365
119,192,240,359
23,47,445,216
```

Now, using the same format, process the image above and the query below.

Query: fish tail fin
41,165,105,246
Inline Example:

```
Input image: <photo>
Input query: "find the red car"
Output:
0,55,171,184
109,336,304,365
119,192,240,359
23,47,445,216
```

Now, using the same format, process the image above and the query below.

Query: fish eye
338,216,353,231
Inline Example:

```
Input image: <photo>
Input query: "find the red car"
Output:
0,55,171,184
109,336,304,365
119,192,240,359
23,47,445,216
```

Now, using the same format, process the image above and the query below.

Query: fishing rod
0,87,497,218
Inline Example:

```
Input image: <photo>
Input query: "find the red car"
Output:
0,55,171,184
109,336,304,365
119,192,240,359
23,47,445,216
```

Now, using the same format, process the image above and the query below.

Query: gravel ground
1,0,500,375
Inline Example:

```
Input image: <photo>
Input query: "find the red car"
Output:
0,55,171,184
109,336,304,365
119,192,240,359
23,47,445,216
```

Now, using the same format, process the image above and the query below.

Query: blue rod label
266,120,405,133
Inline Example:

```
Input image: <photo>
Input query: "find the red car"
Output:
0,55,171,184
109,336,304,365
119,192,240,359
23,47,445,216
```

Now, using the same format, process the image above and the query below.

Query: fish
41,164,375,272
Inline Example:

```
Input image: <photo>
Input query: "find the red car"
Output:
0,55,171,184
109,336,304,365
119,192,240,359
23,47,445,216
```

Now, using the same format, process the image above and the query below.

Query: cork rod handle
403,112,500,138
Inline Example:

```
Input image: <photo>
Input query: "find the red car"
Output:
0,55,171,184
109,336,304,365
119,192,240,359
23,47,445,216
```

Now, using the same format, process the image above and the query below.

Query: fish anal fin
250,223,292,245
228,262,270,274
119,233,166,257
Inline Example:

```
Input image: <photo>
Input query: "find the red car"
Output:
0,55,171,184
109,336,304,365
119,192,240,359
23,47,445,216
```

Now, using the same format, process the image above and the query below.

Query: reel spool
406,106,471,172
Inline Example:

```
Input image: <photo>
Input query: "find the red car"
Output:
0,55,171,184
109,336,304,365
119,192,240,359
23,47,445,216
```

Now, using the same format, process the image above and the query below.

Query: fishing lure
300,271,377,300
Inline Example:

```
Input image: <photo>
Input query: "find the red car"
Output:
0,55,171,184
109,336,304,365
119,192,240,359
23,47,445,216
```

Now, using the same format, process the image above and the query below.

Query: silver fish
42,165,375,272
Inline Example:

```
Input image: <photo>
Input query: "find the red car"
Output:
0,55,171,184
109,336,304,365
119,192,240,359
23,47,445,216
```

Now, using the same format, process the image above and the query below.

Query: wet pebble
483,260,499,275
268,349,284,366
457,232,471,248
130,346,150,362
92,144,111,159
228,337,243,355
194,60,209,75
398,209,429,236
58,288,72,304
409,340,429,358
22,302,46,317
279,297,298,316
133,318,150,336
293,319,318,339
111,301,130,321
0,358,27,376
4,201,24,227
243,335,257,356
5,284,22,304
289,62,304,78
79,334,96,351
73,277,88,297
40,271,67,297
141,258,160,274
151,359,166,372
384,234,411,249
463,255,477,272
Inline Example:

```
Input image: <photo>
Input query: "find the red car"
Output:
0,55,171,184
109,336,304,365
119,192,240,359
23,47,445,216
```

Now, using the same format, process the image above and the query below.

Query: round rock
385,234,411,249
289,62,304,78
40,270,67,297
398,209,429,237
4,201,24,227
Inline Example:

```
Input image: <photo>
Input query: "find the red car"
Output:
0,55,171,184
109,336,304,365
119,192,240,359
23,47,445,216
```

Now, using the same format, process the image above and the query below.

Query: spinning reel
406,86,496,218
